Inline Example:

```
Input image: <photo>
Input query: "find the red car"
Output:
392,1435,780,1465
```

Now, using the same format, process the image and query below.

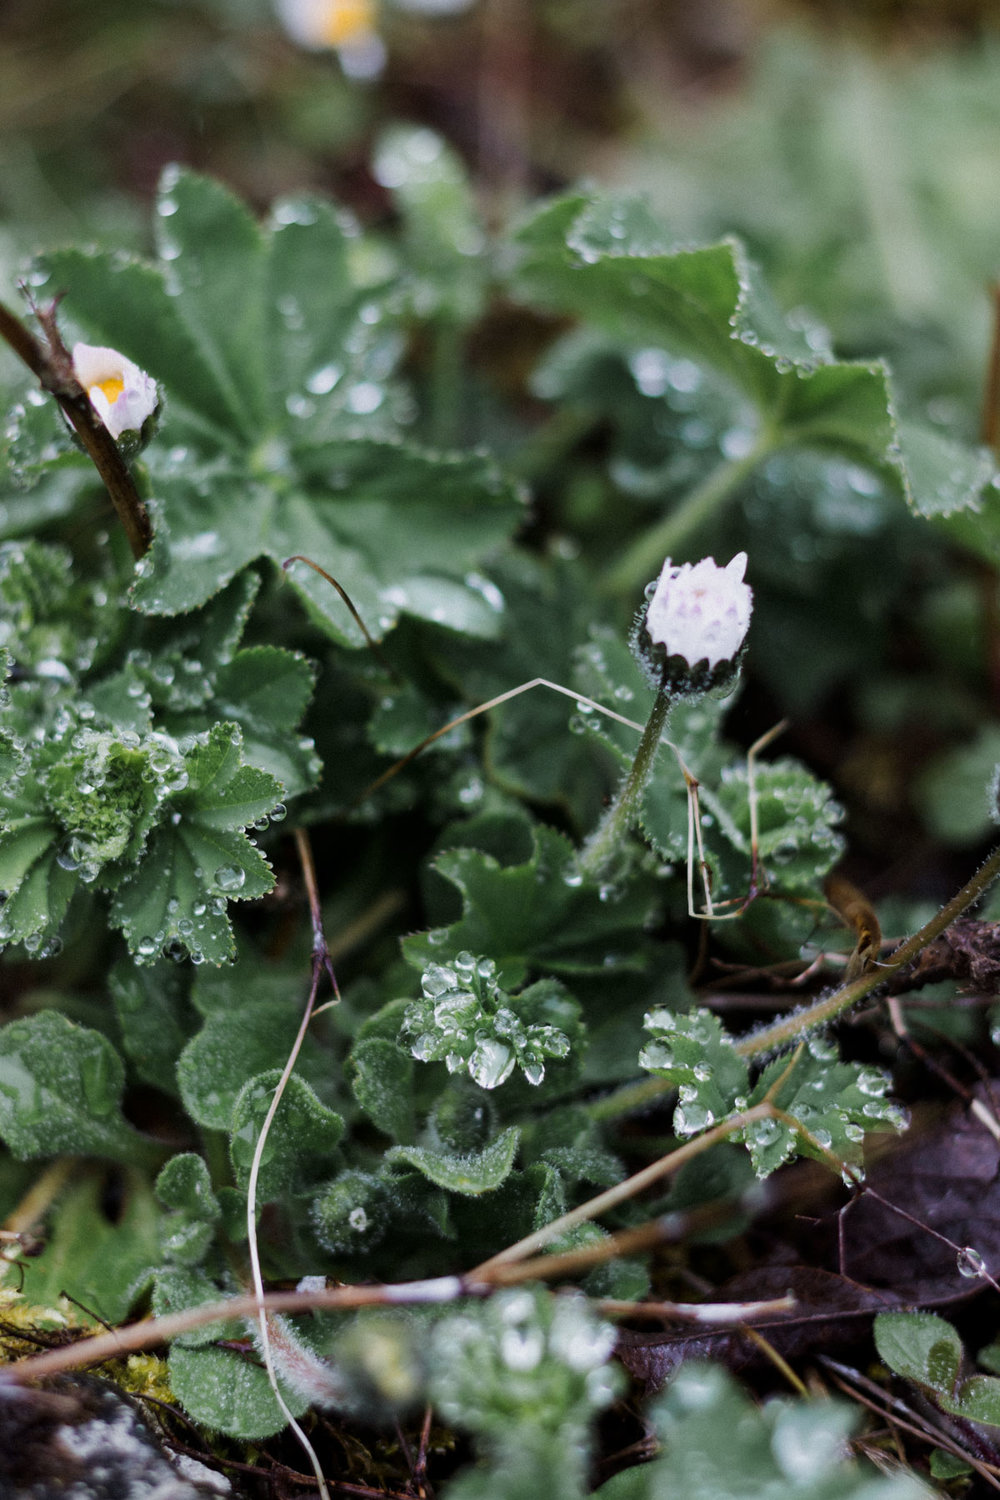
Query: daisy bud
72,343,159,450
635,552,753,693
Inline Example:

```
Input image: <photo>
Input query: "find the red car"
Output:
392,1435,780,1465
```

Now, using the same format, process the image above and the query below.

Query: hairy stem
579,684,671,879
590,839,1000,1119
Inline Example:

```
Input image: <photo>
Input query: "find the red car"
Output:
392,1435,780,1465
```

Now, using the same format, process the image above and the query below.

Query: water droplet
214,865,246,892
957,1246,987,1279
305,363,343,395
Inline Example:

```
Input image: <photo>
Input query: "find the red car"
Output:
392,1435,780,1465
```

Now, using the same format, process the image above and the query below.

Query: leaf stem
0,297,152,559
578,683,671,879
588,839,1000,1120
606,429,777,596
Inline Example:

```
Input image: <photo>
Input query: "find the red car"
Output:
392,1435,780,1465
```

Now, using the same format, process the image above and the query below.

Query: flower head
643,552,752,680
275,0,386,75
72,343,159,443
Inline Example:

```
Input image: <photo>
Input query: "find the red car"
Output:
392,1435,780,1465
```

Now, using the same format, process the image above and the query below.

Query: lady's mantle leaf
513,192,994,523
403,824,656,988
110,722,282,965
0,1012,159,1166
19,1168,162,1325
40,169,523,643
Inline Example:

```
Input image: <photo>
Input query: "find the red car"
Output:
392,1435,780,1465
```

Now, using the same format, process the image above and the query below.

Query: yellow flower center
93,377,125,405
317,0,375,46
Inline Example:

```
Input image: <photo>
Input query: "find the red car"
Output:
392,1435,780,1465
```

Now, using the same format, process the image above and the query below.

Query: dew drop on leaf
214,865,246,892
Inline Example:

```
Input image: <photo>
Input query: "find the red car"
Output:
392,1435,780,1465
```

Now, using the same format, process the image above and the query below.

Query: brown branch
0,297,151,559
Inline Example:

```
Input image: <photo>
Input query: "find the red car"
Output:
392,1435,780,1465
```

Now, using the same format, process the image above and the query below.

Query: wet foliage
5,7,1000,1498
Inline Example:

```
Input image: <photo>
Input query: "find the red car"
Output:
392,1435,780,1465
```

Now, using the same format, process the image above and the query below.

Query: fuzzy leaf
875,1311,1000,1429
350,1037,416,1142
229,1069,345,1199
168,1341,309,1442
177,998,332,1131
636,1362,923,1499
155,1152,221,1266
0,1012,159,1165
386,1125,521,1195
109,957,193,1091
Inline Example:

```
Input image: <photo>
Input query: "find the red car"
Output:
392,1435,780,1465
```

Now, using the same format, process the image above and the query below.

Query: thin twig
0,1279,471,1386
243,828,339,1500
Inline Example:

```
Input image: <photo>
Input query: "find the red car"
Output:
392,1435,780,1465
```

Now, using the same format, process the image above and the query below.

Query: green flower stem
606,428,779,596
589,838,1000,1121
579,683,672,879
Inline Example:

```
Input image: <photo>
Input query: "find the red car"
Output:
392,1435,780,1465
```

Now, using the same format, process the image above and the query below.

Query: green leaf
895,419,997,523
514,195,893,448
152,1264,236,1347
744,1049,906,1176
155,1152,221,1266
386,1125,521,1195
210,645,317,796
110,723,281,965
168,1341,309,1441
513,191,996,545
132,441,520,642
109,957,193,1092
403,824,656,988
34,249,239,437
875,1312,1000,1429
350,1037,416,1142
20,1168,161,1324
229,1070,345,1199
41,172,520,644
0,835,75,951
0,1012,160,1165
177,998,332,1132
640,1007,749,1138
264,194,366,401
153,166,269,436
949,1375,1000,1427
645,1363,921,1499
874,1311,962,1393
374,126,486,323
915,724,1000,845
429,553,620,826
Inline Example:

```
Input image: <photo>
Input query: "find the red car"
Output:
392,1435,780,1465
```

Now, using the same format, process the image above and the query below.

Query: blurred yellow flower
276,0,385,73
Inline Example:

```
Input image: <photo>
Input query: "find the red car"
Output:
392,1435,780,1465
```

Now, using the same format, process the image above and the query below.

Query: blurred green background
5,0,1000,415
